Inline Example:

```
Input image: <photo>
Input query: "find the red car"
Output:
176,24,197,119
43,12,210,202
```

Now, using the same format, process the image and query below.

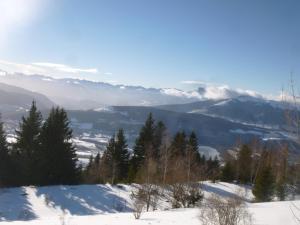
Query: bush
170,183,203,208
199,194,252,225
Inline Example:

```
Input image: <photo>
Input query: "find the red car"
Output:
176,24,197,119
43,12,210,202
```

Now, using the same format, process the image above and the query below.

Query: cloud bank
174,80,264,100
0,60,99,80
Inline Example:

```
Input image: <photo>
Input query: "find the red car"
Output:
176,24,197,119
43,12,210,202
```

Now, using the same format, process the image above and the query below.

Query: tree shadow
0,187,36,221
202,182,252,202
36,184,131,216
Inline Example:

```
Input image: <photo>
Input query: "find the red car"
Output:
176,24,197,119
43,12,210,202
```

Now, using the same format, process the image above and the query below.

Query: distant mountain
0,71,267,110
67,106,300,158
2,102,299,159
0,72,202,109
157,95,288,130
0,82,54,115
1,70,298,158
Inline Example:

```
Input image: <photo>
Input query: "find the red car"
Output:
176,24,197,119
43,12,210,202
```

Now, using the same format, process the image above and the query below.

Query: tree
101,129,130,184
199,193,252,225
14,101,42,185
276,178,287,201
0,118,11,187
153,121,166,160
206,156,220,182
83,153,102,184
171,131,187,158
221,161,236,182
252,165,275,202
101,136,116,184
130,113,156,180
115,129,130,182
237,145,252,184
39,107,79,185
186,131,201,183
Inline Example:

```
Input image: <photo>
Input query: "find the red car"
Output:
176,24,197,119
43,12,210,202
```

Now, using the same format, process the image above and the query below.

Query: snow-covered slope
0,182,299,225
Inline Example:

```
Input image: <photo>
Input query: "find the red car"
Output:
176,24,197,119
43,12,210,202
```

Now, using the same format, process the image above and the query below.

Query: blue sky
0,0,299,96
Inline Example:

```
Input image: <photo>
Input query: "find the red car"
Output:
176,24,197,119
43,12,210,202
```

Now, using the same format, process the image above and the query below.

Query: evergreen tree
39,107,79,185
237,145,252,184
0,118,11,187
101,129,130,183
101,136,116,183
84,153,101,184
276,178,287,201
253,165,275,202
115,129,130,182
130,113,156,178
187,131,201,163
221,161,235,182
94,153,101,167
153,121,166,160
206,156,220,182
185,132,201,182
14,101,42,185
171,131,187,157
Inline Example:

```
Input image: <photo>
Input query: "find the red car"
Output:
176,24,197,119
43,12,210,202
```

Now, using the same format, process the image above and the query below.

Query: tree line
0,101,299,204
84,113,219,188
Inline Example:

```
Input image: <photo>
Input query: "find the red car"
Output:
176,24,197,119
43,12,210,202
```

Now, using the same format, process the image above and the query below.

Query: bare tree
131,192,145,219
199,193,252,225
159,135,171,186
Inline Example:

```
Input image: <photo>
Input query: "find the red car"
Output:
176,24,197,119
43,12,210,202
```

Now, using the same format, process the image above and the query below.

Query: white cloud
180,79,264,100
0,60,99,80
32,62,98,74
104,72,113,75
181,80,206,85
161,88,201,99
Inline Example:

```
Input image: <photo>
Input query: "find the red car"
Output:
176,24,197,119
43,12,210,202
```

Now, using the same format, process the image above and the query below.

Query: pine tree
14,101,42,185
171,131,187,157
115,129,130,182
101,129,130,184
187,132,201,163
39,107,79,185
186,132,201,182
101,136,116,183
130,113,156,179
276,178,287,201
253,165,275,202
153,121,166,160
221,161,235,182
84,153,101,184
237,145,252,184
206,156,220,182
0,118,11,187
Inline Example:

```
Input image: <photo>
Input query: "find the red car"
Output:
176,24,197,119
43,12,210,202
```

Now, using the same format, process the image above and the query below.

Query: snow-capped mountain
0,70,299,157
157,95,290,129
0,71,268,110
0,72,201,109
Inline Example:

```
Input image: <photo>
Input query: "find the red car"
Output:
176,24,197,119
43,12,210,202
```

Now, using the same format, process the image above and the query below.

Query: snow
72,138,97,151
161,88,201,99
230,129,263,136
6,134,17,144
0,182,299,225
93,106,114,112
213,99,231,106
198,146,220,159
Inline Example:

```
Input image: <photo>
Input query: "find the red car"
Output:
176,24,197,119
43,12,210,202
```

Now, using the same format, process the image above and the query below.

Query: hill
0,182,298,225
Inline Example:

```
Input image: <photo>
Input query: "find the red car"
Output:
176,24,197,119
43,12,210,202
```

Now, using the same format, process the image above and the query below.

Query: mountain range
0,70,298,158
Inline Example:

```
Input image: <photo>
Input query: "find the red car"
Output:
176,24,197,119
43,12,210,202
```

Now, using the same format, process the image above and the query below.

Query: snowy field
0,182,299,225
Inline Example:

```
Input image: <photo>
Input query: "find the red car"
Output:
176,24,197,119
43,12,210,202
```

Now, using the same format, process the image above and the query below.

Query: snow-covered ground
0,182,299,225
